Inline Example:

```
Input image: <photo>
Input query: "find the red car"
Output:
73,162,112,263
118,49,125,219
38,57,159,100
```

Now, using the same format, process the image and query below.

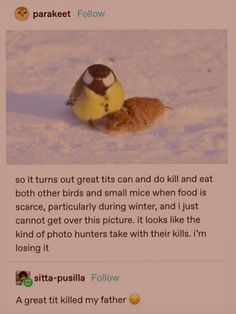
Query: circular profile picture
16,270,30,285
15,7,30,21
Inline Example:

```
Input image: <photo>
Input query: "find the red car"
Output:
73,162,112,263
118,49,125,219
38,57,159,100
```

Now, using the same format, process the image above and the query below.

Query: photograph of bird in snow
6,30,227,164
66,63,172,133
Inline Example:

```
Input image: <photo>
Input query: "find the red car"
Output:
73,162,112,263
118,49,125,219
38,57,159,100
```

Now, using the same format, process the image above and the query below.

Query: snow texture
6,30,227,164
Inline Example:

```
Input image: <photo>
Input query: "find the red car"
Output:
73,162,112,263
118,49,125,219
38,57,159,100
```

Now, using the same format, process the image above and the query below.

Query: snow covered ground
6,30,227,164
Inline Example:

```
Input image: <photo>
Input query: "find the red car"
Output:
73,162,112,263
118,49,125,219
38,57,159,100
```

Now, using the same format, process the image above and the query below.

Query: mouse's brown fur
106,97,172,133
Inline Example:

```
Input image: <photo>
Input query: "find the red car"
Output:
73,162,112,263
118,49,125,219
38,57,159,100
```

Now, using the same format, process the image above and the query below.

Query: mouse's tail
165,105,174,111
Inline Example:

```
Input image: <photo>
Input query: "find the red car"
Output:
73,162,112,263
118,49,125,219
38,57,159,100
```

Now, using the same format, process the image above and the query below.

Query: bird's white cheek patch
102,72,115,87
83,70,94,85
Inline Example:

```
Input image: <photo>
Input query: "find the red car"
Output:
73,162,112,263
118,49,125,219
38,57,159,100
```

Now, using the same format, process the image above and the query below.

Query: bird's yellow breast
72,80,125,121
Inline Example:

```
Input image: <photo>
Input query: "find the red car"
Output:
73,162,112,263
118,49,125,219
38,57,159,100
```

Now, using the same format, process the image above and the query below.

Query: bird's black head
82,64,116,95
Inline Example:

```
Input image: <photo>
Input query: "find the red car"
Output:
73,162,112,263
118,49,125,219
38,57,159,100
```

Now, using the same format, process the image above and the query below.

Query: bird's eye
83,70,94,85
102,72,115,87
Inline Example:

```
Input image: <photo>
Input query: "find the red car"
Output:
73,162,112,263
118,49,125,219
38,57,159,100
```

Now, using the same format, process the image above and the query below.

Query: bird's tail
65,99,73,106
